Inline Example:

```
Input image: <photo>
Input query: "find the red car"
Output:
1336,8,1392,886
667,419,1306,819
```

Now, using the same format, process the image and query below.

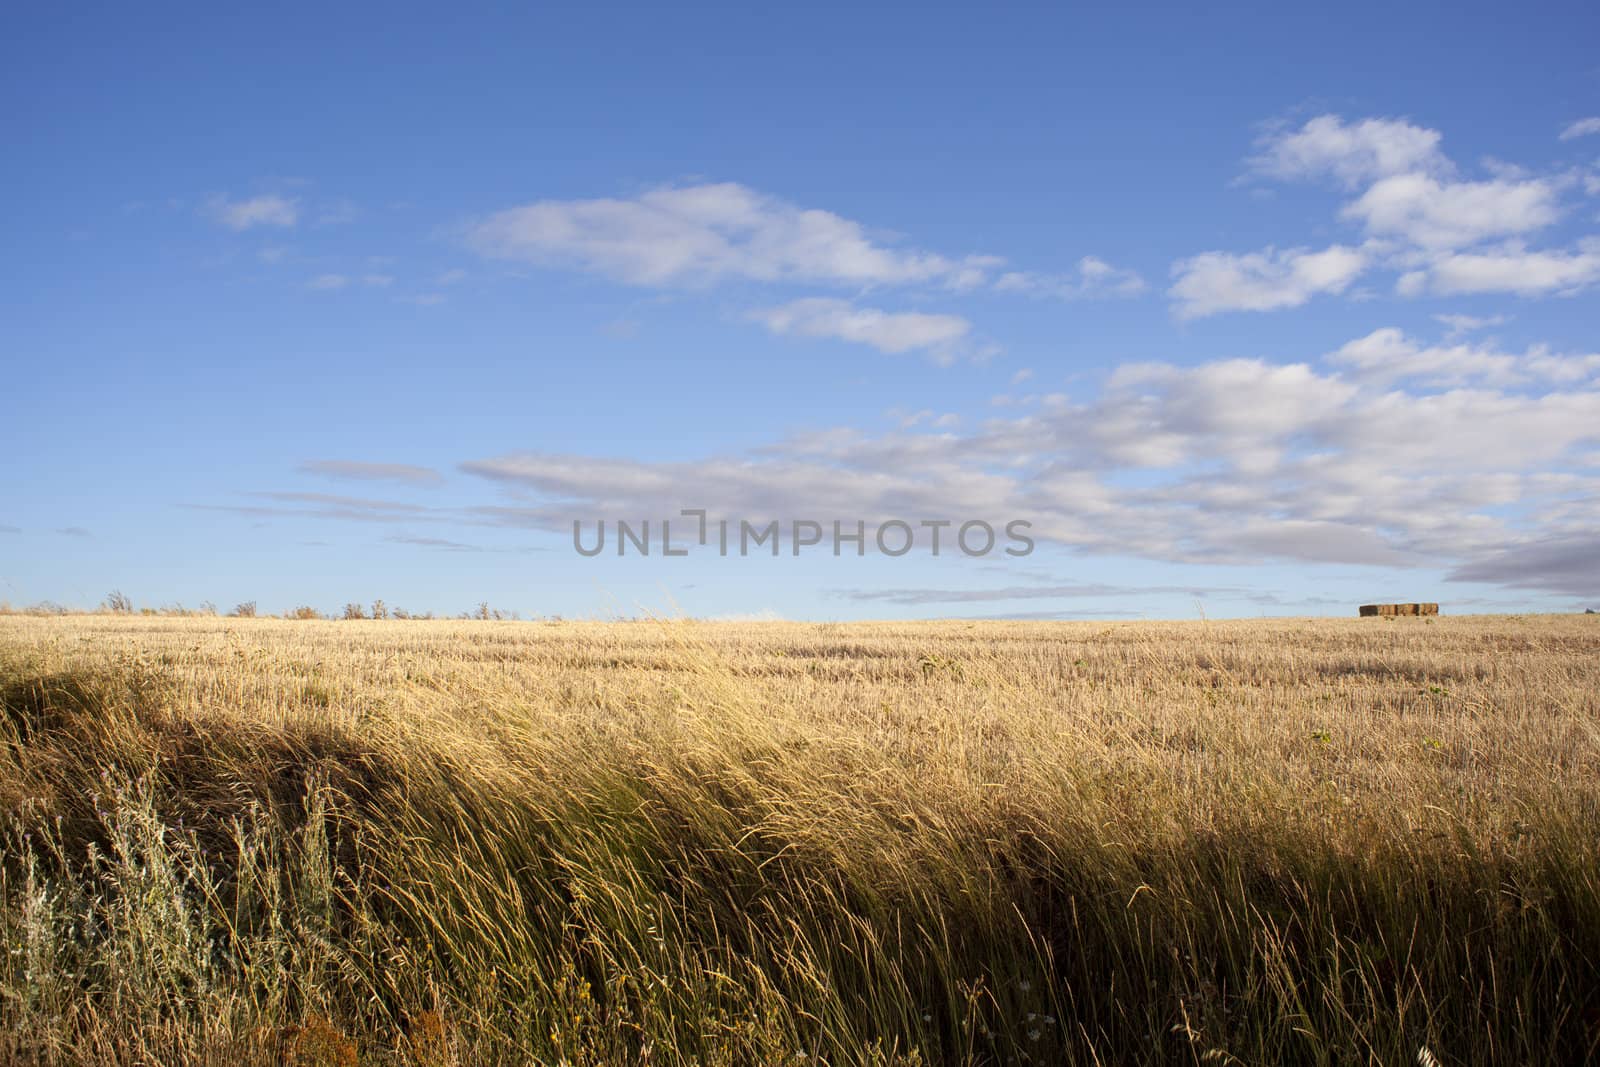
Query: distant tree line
0,592,529,621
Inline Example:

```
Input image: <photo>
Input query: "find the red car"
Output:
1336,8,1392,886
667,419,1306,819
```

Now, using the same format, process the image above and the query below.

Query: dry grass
1,613,1597,1065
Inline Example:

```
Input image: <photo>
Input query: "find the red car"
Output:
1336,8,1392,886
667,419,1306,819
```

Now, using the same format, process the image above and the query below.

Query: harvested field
1,613,1597,1065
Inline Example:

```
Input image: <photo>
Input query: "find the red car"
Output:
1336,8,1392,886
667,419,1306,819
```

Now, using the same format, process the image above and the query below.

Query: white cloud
1434,312,1507,339
466,182,996,290
995,256,1146,299
206,194,299,230
308,273,349,290
750,298,972,358
1330,327,1600,387
1092,358,1358,471
1559,117,1600,141
1342,173,1560,248
893,409,961,430
195,320,1594,596
441,324,1598,592
299,460,443,486
1414,240,1600,296
434,317,1600,597
362,274,395,287
1194,113,1600,308
1250,115,1446,187
1169,245,1366,318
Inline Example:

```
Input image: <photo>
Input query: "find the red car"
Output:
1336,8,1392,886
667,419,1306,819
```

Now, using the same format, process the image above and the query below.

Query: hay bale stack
1358,603,1439,617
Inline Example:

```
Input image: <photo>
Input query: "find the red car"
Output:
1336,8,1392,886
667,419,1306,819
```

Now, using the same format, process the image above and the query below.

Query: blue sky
4,2,1599,619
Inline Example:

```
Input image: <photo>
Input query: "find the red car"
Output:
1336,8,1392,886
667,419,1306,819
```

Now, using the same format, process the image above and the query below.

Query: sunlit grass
2,613,1597,1064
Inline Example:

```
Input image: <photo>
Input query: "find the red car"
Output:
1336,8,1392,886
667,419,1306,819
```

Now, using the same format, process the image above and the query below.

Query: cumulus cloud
461,181,1139,352
1343,173,1560,248
749,298,972,357
1194,113,1600,309
1407,240,1600,296
206,194,299,230
465,182,998,290
1250,115,1447,187
1169,245,1366,318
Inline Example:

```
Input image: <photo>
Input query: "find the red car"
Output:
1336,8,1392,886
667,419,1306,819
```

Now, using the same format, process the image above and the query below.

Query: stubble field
1,613,1597,1065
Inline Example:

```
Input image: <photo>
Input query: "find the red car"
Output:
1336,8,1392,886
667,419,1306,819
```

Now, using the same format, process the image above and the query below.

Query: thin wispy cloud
308,273,395,291
299,460,444,487
837,581,1242,605
750,298,974,359
1434,312,1508,339
995,256,1147,300
316,198,359,225
193,492,442,525
1558,117,1600,141
206,194,299,230
385,535,480,552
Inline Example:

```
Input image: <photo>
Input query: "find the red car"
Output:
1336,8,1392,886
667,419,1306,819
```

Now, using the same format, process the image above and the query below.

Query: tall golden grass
2,613,1597,1065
